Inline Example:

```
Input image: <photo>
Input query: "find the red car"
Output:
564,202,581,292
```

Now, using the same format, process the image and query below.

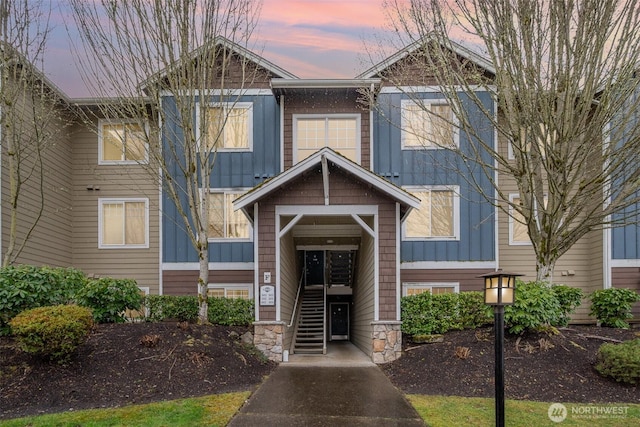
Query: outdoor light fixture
479,269,523,427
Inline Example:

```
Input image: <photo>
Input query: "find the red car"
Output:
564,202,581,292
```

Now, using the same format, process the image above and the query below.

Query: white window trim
509,193,532,246
402,185,461,241
402,282,460,297
207,283,254,299
205,188,253,242
196,101,254,152
98,118,149,165
400,99,460,150
98,198,150,249
292,114,361,164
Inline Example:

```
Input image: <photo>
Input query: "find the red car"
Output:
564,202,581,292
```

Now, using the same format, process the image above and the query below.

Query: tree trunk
197,236,209,324
535,256,555,284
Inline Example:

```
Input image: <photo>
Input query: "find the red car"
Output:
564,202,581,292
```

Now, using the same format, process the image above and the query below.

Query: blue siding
162,94,280,263
376,91,496,262
612,202,640,259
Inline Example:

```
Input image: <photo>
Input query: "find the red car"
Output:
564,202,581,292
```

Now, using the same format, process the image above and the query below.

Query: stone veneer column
371,321,402,364
253,321,285,362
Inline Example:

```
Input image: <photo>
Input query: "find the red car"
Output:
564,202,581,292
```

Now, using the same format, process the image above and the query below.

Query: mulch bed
1,323,639,421
0,322,276,420
382,325,640,404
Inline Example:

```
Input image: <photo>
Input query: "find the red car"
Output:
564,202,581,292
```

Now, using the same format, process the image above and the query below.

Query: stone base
371,321,402,364
253,321,285,362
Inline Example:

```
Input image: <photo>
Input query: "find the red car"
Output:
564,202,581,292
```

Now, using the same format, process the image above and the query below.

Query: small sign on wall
260,285,275,306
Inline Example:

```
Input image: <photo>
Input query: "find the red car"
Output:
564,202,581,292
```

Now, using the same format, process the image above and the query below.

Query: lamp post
479,270,522,427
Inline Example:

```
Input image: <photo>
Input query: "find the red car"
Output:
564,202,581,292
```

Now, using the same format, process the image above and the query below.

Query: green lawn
1,393,638,426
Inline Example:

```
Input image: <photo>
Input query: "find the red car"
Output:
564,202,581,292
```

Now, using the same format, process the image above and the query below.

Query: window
99,199,149,248
207,284,252,299
294,115,359,163
207,190,251,240
509,194,548,245
510,124,553,159
98,120,147,164
404,187,460,240
202,102,253,151
402,282,459,296
401,99,457,149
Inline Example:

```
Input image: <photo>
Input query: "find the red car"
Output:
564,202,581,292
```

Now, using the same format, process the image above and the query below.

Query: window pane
207,288,225,298
205,107,224,150
431,286,455,295
406,287,430,296
512,197,530,243
124,124,146,161
297,119,325,161
125,202,146,244
103,124,124,161
103,203,124,244
430,104,453,146
431,191,454,237
225,193,249,238
403,104,429,147
327,119,357,162
406,191,431,238
225,107,249,148
208,193,225,238
226,289,249,299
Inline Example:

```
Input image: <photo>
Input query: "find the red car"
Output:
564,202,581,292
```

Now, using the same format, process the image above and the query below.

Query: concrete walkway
228,344,425,426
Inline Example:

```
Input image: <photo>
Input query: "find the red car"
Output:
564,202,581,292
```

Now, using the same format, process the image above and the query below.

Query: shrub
208,297,255,326
9,305,93,361
595,339,640,384
551,285,584,327
590,288,640,328
504,280,562,334
401,291,490,335
458,291,493,329
0,266,87,334
74,278,143,323
144,295,199,322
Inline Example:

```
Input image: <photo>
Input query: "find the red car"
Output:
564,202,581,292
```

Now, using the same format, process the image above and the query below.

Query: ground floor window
207,283,252,299
402,282,459,297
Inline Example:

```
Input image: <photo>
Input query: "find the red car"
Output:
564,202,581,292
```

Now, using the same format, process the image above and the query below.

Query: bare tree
69,0,262,322
374,0,640,281
0,0,69,266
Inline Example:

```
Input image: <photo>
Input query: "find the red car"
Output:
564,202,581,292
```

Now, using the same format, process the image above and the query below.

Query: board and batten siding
1,82,73,267
352,230,375,356
71,121,160,294
374,91,495,263
161,94,279,264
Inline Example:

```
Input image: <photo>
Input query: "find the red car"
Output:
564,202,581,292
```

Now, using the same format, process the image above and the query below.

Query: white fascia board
270,78,381,89
401,261,497,269
379,85,496,94
162,262,255,270
159,88,273,97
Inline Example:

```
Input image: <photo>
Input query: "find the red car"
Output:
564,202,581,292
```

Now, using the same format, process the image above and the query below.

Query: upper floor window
403,186,460,240
202,102,253,151
98,198,149,249
98,120,147,164
294,115,360,163
401,99,457,149
207,189,251,241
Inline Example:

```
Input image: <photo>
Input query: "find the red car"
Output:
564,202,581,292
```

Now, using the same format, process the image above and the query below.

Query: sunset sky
46,0,395,97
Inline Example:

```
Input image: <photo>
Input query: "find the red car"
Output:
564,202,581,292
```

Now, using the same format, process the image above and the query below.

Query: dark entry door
330,302,349,340
305,251,325,285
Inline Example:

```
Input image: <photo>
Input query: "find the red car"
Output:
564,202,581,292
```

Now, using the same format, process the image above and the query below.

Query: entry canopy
234,147,421,222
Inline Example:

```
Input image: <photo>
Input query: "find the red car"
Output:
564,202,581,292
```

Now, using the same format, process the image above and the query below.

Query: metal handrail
287,270,305,328
322,281,327,354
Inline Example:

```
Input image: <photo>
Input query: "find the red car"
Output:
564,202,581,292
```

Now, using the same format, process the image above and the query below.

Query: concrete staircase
292,286,325,354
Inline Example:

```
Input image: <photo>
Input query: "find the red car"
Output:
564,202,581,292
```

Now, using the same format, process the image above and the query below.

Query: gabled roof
234,147,421,215
139,36,298,91
357,35,495,79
